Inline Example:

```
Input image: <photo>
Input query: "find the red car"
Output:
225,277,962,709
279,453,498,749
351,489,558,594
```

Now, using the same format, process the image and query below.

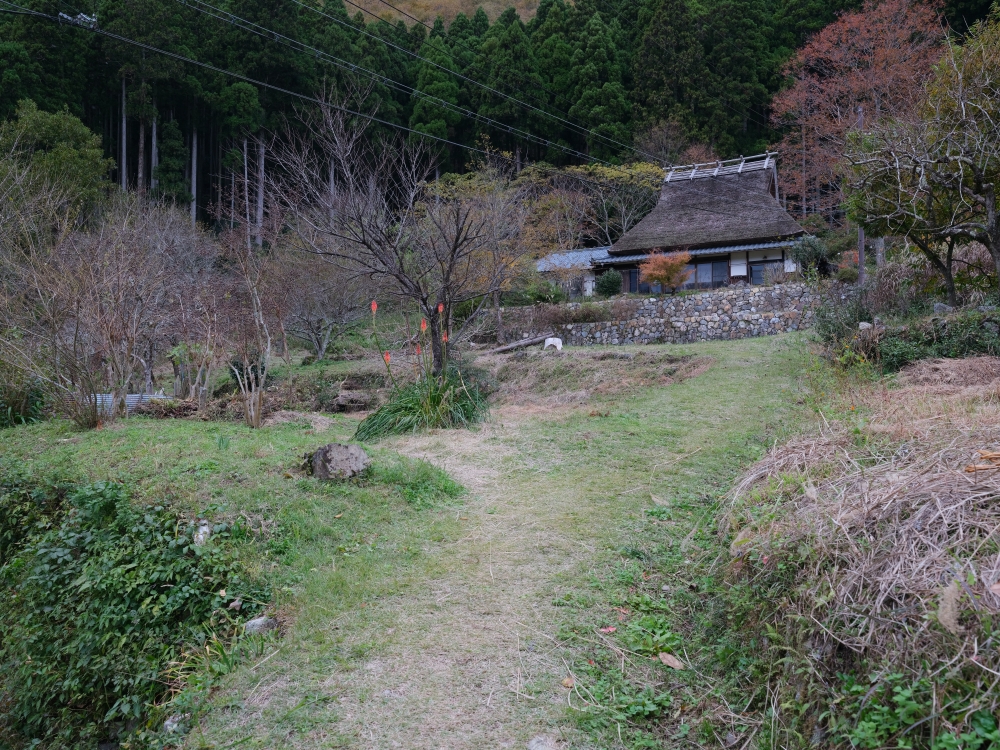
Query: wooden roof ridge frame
663,152,775,183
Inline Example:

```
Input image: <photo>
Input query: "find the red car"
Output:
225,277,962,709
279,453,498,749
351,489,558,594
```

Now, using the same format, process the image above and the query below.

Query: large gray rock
244,616,278,634
308,443,370,480
934,302,954,314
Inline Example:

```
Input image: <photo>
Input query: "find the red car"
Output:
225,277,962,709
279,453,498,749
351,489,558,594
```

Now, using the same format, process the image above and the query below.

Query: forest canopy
1,0,992,224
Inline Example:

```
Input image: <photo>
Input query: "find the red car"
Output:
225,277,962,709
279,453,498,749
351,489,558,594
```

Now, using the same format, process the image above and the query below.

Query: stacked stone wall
505,283,822,346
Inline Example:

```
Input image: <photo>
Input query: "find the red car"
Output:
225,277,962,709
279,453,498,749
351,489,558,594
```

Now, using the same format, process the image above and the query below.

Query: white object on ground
543,337,563,351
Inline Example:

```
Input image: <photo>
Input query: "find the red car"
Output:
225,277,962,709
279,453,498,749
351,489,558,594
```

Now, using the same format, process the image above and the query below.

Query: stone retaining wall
506,283,822,346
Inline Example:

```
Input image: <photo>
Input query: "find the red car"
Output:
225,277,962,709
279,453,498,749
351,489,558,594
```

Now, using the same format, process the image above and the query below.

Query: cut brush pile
724,358,1000,749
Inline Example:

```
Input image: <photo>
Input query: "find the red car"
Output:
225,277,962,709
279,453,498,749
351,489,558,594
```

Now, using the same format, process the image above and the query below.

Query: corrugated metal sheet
63,393,173,416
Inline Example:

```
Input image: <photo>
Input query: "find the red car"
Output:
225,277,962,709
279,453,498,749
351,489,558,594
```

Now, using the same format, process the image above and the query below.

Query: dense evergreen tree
152,118,190,202
409,37,461,166
1,0,984,184
567,14,630,159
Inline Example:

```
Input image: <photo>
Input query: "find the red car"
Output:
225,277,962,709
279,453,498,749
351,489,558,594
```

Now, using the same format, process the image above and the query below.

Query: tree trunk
190,124,198,226
874,237,885,266
428,309,444,375
256,139,265,246
912,237,957,307
493,290,505,344
243,138,251,249
857,226,866,286
120,79,127,190
137,118,146,196
151,112,159,192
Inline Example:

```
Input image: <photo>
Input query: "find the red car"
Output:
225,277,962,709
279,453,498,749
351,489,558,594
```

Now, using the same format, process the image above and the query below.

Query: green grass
0,333,819,749
0,412,467,748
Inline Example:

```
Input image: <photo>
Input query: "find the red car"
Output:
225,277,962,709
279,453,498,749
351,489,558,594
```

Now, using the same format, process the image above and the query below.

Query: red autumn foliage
639,251,692,292
771,0,944,220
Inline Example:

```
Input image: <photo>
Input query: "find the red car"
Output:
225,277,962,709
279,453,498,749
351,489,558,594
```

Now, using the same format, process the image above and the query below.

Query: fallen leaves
334,513,343,519
561,677,574,689
658,652,684,669
598,626,616,633
990,581,1000,595
965,450,1000,473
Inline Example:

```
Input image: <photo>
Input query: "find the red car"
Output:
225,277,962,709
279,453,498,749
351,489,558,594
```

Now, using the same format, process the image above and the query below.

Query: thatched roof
611,154,805,255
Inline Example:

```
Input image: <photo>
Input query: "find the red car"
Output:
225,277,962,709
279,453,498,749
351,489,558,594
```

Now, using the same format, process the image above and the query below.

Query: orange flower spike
442,332,448,343
437,302,444,314
415,344,422,355
371,300,378,314
420,318,427,332
383,351,391,364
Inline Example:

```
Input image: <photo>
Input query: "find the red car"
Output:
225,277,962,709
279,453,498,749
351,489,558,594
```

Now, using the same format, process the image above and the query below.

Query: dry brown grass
726,357,1000,731
476,348,713,406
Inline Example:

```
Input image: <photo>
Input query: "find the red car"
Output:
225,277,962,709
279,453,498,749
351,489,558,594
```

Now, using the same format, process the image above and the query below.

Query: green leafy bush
503,279,567,306
0,380,44,428
354,369,487,442
829,673,1000,750
595,270,623,298
836,266,859,283
789,235,833,274
0,467,73,566
0,481,266,747
876,311,1000,371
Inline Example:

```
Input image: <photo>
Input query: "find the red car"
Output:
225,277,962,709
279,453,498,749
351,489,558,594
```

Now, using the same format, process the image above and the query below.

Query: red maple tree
771,0,944,221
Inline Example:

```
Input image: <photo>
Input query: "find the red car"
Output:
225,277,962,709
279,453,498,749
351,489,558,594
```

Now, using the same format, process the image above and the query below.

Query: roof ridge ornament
663,152,777,182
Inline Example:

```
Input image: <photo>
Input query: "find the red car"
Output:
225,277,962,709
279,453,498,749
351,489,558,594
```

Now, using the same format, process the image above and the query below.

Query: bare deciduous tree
847,17,1000,302
272,91,530,373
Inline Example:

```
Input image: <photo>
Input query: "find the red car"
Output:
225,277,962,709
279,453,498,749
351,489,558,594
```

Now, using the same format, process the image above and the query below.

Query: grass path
194,333,813,749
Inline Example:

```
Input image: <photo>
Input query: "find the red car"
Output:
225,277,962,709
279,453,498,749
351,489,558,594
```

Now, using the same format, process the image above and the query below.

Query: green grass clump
368,455,464,509
354,370,487,442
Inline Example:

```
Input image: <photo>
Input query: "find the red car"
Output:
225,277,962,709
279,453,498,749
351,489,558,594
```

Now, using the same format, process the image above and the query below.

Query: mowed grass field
0,332,815,749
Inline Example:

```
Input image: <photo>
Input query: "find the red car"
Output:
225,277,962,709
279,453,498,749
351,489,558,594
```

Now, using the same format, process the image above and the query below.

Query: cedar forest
0,0,992,225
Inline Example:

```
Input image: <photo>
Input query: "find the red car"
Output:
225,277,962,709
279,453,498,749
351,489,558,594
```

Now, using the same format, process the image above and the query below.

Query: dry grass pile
725,363,1000,745
474,349,712,406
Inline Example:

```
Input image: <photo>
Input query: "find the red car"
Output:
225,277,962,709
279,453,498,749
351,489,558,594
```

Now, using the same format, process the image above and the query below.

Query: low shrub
0,481,266,747
534,302,612,327
0,467,74,566
877,310,1000,370
595,270,623,298
353,369,487,442
0,380,45,428
503,279,567,306
835,266,859,283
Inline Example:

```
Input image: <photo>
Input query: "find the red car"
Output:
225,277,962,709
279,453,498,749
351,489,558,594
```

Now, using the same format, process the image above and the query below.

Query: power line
174,0,790,216
0,0,782,222
283,0,653,161
174,0,608,166
324,0,658,160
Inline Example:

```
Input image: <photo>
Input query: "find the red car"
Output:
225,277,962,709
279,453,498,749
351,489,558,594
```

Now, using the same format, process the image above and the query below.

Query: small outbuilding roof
536,246,612,272
611,153,805,256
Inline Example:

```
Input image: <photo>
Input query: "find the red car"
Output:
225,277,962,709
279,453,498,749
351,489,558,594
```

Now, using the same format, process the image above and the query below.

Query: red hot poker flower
415,345,422,355
442,332,448,343
383,351,390,363
371,300,378,314
420,318,427,332
437,302,444,313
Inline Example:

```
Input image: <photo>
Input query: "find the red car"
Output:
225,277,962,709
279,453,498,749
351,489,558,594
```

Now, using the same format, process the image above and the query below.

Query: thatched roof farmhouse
539,153,806,295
